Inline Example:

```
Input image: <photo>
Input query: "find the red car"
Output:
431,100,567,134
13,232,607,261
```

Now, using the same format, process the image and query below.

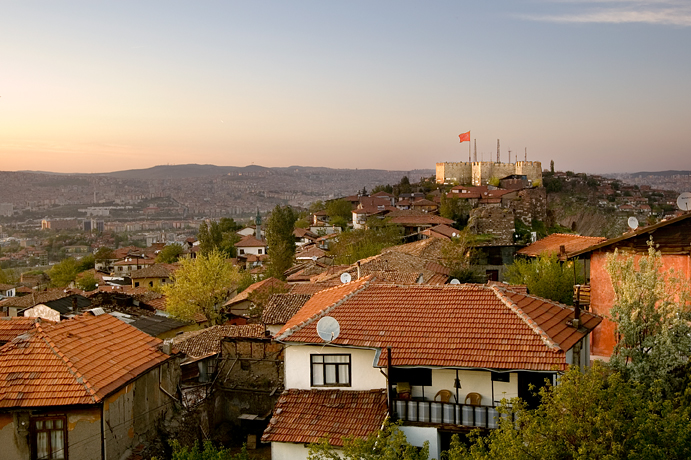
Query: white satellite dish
450,278,461,285
340,272,352,284
677,192,691,211
311,256,318,261
316,316,340,342
627,216,639,231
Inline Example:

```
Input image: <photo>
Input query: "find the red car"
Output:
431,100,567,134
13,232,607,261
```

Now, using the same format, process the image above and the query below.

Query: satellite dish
340,272,352,284
450,278,461,285
627,216,639,230
311,256,318,261
317,316,340,342
677,192,691,211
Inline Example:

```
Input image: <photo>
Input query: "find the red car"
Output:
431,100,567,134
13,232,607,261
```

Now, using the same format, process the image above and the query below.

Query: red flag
458,131,470,143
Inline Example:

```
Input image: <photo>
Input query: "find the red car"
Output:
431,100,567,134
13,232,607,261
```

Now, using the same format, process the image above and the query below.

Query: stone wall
468,207,515,246
509,188,547,226
437,161,542,186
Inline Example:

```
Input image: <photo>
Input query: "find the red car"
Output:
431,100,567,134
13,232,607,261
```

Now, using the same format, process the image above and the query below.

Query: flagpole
468,131,471,162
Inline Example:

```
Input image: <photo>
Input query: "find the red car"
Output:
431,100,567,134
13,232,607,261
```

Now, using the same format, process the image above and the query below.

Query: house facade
0,312,180,460
263,279,600,459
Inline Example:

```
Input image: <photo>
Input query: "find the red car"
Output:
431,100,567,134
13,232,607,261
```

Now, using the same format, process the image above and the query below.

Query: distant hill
630,170,691,178
105,164,433,180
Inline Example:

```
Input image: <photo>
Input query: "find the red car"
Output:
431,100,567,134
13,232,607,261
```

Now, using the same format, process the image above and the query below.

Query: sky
1,1,690,175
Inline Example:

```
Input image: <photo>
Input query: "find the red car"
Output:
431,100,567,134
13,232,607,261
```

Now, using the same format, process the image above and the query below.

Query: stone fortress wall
436,161,542,186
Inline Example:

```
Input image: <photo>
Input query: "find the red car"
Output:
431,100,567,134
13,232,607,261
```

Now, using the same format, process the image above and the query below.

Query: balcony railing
393,398,514,429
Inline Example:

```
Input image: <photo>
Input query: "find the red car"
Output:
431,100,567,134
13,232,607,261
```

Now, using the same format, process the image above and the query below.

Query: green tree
447,363,691,460
326,199,352,229
504,253,583,305
439,195,469,228
49,257,80,287
94,247,115,261
76,271,98,291
265,205,298,279
550,159,554,173
308,422,428,460
154,440,250,460
77,254,95,272
162,250,243,324
606,240,691,389
156,243,185,263
198,220,241,258
329,219,402,264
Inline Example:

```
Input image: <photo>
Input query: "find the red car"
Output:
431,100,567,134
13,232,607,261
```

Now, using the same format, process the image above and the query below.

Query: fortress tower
436,160,542,187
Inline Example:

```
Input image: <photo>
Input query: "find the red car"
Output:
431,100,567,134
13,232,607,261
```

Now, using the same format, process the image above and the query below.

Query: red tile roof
224,277,287,307
173,324,265,360
235,235,267,248
0,313,170,408
262,389,387,445
0,317,47,343
277,282,600,371
262,294,313,325
517,233,606,258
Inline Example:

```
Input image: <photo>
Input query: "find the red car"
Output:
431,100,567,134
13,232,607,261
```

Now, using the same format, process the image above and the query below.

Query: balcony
393,398,513,430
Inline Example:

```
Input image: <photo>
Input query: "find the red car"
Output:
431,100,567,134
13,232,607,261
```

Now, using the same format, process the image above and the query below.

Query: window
239,249,245,255
311,354,351,386
31,416,67,460
258,249,263,255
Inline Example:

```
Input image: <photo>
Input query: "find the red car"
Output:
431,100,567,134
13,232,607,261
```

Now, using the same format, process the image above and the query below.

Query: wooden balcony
393,398,513,430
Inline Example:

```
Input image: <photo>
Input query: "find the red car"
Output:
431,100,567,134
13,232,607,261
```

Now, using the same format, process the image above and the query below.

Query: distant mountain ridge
104,164,434,180
630,170,691,178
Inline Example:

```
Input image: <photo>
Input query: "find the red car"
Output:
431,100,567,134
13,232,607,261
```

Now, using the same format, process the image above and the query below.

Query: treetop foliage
504,253,583,305
162,250,243,324
606,239,691,390
329,219,402,265
156,243,185,263
265,205,298,280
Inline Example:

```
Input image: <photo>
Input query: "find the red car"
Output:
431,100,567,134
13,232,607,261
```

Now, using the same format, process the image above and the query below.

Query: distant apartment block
41,219,80,230
0,203,13,217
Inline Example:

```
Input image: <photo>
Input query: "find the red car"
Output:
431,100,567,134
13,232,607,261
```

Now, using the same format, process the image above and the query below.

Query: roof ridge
276,278,372,341
490,285,561,351
34,321,99,403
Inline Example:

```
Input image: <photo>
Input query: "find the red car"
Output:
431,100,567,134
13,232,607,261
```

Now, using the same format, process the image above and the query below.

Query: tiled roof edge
491,285,561,351
276,278,372,341
34,322,99,403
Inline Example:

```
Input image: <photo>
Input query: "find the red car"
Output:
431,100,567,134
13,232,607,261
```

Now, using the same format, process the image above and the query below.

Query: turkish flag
458,131,470,143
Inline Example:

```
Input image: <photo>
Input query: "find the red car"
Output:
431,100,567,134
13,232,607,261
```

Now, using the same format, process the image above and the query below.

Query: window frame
30,415,68,460
310,353,351,387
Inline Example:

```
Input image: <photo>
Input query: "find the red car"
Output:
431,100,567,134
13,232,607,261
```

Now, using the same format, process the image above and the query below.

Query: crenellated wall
437,161,542,186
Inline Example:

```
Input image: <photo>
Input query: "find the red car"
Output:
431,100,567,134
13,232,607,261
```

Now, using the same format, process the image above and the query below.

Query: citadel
436,160,542,186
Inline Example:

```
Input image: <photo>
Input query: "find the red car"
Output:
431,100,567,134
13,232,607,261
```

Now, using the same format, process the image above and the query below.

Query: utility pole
473,140,477,162
497,139,500,163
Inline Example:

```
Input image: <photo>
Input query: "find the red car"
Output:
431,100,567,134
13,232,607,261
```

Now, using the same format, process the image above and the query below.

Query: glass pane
338,364,349,384
54,419,63,429
325,355,348,363
312,355,323,363
51,430,65,460
45,420,53,429
35,420,44,429
36,432,49,459
325,365,336,384
312,364,324,385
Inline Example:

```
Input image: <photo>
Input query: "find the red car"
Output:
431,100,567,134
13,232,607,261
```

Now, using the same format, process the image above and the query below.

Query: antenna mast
497,139,500,163
474,139,477,162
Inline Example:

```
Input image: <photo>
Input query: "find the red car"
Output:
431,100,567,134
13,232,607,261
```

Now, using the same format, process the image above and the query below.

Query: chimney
356,261,361,280
559,245,566,259
573,285,581,328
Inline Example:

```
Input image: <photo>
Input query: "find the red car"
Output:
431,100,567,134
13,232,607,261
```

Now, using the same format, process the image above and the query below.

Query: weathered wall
589,251,691,358
437,161,542,187
104,361,180,460
509,188,547,226
468,207,515,246
0,408,102,460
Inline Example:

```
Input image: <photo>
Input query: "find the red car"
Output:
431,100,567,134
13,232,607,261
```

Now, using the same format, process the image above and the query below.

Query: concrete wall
284,345,386,390
401,426,440,460
23,304,60,322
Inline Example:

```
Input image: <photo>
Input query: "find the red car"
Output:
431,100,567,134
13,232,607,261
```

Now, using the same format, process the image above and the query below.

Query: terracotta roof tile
224,278,287,307
0,313,170,408
173,324,265,360
235,235,267,248
262,389,387,445
130,263,178,279
288,281,343,295
517,233,607,258
0,317,48,343
277,283,601,371
262,294,312,325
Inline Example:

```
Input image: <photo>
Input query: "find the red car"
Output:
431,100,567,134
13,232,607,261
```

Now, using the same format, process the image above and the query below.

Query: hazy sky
1,1,690,174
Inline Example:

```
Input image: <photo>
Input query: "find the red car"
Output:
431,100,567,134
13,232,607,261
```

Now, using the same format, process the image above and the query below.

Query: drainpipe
386,347,393,417
101,403,106,460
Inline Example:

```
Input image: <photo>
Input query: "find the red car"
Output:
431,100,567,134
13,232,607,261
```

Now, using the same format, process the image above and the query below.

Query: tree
265,205,298,279
49,257,80,287
329,219,402,264
154,440,250,460
76,271,98,291
439,195,470,228
447,363,691,460
308,422,428,460
325,199,352,229
162,250,243,324
198,220,241,258
504,254,583,305
550,159,554,173
156,243,184,263
94,247,115,261
606,240,691,389
440,230,483,283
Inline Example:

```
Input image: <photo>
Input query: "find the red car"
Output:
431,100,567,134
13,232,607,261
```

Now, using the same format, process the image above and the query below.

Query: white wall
23,304,60,322
238,245,265,256
284,345,386,390
271,442,312,460
401,426,440,460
